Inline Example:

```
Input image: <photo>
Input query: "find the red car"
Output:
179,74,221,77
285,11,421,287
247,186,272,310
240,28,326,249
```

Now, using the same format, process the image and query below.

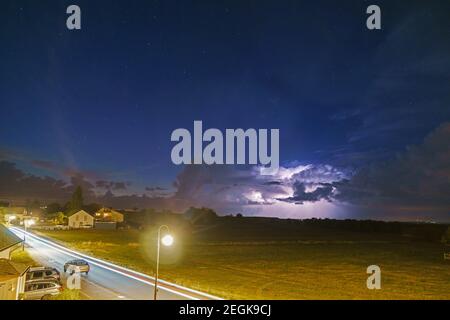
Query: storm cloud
0,123,448,221
0,161,74,202
278,182,334,204
171,163,346,213
335,122,450,210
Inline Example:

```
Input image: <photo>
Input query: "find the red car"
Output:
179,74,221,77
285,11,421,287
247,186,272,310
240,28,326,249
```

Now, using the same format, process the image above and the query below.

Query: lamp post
23,219,35,250
154,225,174,300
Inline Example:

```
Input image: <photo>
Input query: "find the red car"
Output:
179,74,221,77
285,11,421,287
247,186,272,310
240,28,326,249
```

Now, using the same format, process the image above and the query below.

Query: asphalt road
9,227,220,300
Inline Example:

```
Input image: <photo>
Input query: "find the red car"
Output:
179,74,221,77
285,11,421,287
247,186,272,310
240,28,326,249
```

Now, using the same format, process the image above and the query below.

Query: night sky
1,1,449,221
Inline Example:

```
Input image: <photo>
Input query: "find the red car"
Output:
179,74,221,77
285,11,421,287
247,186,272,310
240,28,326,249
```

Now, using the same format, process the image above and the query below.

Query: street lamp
154,225,173,300
23,219,35,250
7,215,16,225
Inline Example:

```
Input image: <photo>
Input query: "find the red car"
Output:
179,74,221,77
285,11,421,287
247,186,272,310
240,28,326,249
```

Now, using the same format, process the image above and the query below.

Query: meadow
37,217,450,299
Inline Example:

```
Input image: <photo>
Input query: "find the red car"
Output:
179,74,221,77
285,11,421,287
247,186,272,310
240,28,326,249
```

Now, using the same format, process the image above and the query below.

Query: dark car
64,259,90,275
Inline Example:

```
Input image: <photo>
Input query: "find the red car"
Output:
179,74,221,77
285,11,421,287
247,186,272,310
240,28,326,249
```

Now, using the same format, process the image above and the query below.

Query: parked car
26,267,61,283
23,280,62,300
64,259,90,274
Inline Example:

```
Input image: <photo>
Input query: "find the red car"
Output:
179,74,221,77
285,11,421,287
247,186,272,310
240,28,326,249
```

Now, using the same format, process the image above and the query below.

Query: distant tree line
300,218,449,243
8,185,449,243
122,206,219,229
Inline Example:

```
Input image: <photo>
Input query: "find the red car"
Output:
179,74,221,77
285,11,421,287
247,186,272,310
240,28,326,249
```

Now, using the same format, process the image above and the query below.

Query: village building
95,208,124,223
67,210,94,229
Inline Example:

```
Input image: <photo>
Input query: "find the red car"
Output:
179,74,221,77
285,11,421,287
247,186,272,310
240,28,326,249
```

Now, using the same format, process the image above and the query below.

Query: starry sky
1,1,449,221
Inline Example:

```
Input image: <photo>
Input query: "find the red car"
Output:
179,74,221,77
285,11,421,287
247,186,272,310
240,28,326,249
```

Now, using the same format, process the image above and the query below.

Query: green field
10,248,37,266
37,218,450,299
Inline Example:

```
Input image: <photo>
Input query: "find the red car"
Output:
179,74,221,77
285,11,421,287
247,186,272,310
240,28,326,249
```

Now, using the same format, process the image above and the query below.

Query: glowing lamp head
161,234,174,246
25,219,35,227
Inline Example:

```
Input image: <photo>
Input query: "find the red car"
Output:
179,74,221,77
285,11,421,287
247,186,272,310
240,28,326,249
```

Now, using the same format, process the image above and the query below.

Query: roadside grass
48,289,83,300
10,248,38,266
37,222,450,300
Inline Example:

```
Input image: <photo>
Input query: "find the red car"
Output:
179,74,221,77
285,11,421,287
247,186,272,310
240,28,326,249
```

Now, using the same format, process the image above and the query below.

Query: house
0,224,23,259
95,208,124,223
0,225,27,300
2,207,44,225
0,259,29,300
68,210,94,229
1,207,26,224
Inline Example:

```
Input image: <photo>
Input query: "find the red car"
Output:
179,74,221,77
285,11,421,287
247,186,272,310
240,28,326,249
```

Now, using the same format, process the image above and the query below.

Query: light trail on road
10,227,222,300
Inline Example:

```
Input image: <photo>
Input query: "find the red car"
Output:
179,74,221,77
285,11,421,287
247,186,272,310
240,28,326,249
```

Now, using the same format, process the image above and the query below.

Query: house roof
0,224,23,252
96,208,123,216
0,258,30,281
68,210,93,218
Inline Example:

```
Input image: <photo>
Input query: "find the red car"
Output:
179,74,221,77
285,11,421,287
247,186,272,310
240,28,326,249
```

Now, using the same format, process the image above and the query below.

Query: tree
56,212,67,225
46,202,62,215
83,203,102,215
25,199,41,212
67,186,83,214
442,227,450,244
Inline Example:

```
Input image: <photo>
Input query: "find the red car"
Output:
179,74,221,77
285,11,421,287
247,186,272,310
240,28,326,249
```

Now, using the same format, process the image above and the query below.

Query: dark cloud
291,164,348,184
96,180,129,191
334,123,450,211
278,182,334,204
112,182,127,190
263,181,283,186
0,161,70,202
172,165,285,211
0,160,168,209
170,123,450,221
95,180,109,189
328,11,450,167
0,161,100,203
0,149,102,182
172,164,346,213
145,186,167,192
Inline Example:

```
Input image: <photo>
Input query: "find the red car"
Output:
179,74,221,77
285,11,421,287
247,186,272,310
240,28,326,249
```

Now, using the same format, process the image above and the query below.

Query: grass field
36,218,450,300
10,248,37,266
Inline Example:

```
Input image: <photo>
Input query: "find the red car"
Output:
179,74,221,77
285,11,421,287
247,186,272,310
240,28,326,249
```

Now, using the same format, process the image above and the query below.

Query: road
9,227,221,300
